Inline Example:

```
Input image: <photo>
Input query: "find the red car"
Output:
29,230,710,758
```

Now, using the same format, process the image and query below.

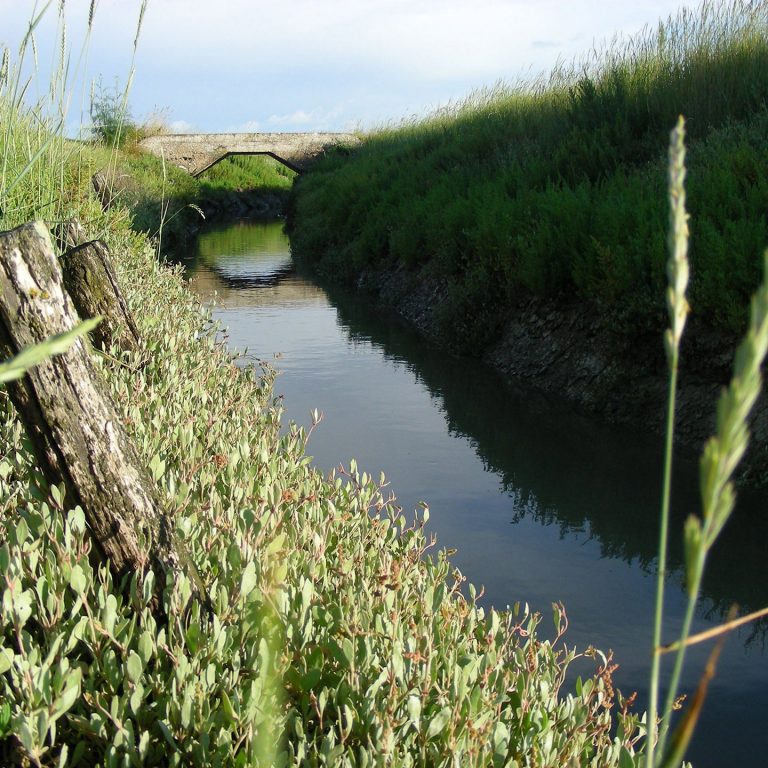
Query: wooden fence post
91,171,112,210
60,239,141,353
0,221,201,610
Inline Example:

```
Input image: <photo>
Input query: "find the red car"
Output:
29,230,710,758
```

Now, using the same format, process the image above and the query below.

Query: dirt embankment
355,263,768,486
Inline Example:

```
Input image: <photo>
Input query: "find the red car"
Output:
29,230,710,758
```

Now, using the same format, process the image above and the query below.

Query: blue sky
1,0,701,134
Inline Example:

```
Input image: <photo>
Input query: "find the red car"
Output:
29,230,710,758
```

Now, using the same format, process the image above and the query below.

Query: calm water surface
179,219,768,767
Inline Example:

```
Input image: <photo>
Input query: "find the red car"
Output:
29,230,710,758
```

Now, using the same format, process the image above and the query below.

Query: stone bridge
138,132,360,175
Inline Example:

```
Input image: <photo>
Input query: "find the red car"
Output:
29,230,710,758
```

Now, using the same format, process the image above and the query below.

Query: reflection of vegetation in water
302,262,768,630
183,220,296,292
194,219,768,638
194,220,290,263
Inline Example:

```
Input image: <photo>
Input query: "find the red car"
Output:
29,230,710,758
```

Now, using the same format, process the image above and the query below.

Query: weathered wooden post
54,218,88,252
91,171,113,210
52,218,141,352
0,221,199,609
60,239,142,353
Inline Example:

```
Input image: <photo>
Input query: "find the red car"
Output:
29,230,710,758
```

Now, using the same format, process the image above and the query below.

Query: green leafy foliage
0,222,648,766
198,154,296,194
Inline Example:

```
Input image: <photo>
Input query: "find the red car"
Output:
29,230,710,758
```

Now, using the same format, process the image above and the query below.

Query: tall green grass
0,2,88,229
0,0,153,236
198,154,296,194
0,2,116,380
289,0,768,351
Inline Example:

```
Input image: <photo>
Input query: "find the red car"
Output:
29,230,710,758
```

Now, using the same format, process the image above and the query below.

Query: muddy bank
197,188,286,221
353,262,768,486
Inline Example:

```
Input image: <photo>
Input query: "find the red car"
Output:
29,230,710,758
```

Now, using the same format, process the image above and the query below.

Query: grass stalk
0,317,101,384
645,115,768,765
0,0,100,229
654,249,768,761
100,0,149,203
646,115,690,768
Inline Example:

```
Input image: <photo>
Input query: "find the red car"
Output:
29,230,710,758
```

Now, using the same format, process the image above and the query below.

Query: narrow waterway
179,219,768,767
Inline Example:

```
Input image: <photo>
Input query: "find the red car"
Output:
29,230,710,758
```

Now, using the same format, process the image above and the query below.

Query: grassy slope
0,57,644,768
289,0,768,352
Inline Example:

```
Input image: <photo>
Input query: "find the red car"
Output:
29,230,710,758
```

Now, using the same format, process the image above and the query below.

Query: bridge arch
194,150,303,177
138,132,359,175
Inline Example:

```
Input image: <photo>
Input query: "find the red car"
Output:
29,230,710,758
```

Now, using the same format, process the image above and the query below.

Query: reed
646,119,768,767
647,116,691,768
94,0,148,209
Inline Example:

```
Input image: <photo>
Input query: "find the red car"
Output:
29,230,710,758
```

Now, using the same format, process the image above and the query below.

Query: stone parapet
138,132,360,174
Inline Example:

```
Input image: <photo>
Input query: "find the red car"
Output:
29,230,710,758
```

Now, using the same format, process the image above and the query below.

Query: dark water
180,219,768,767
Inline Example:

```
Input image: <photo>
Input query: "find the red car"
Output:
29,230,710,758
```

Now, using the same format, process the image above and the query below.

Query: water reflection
178,219,768,767
320,276,768,629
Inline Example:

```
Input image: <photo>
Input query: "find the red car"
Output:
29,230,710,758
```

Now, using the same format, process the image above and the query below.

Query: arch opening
194,151,302,178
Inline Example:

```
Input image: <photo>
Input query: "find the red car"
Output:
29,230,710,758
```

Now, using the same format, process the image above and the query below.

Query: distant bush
90,79,172,151
89,77,141,148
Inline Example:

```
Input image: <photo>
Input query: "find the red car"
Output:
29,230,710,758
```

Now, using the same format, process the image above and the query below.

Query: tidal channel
178,218,768,767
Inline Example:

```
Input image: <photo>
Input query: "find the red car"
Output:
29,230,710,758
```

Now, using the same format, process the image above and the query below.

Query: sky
1,0,703,134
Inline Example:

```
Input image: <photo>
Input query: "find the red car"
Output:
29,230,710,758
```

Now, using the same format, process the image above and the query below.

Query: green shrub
198,155,296,193
90,77,139,149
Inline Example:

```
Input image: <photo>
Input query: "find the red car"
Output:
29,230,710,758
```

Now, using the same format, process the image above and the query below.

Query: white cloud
268,111,313,127
128,0,701,81
169,119,193,133
266,105,349,131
